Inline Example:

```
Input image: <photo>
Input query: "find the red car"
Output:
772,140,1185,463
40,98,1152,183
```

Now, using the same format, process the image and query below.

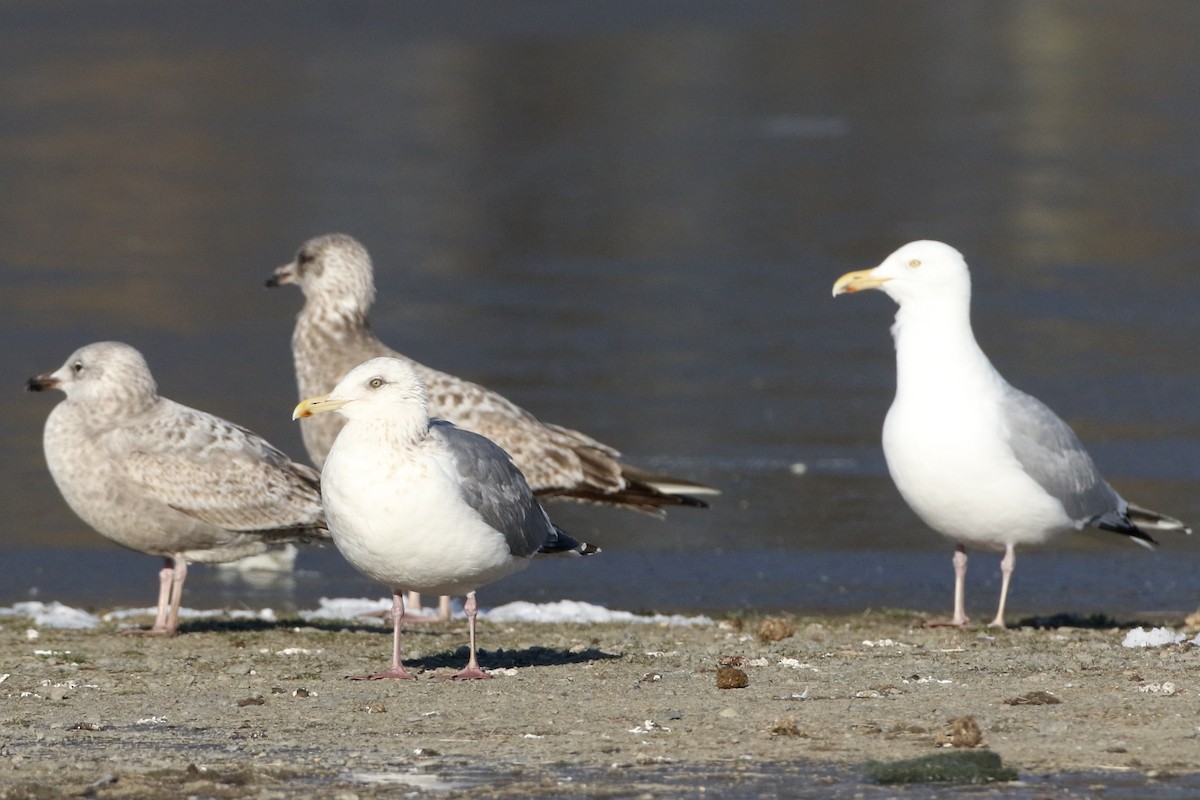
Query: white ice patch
342,771,471,792
481,600,713,626
0,602,100,629
1121,627,1187,648
102,607,275,623
0,597,713,630
0,603,283,630
299,597,394,622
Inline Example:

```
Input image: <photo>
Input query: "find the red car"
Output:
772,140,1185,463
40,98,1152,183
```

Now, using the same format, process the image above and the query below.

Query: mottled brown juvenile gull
269,233,715,621
268,233,718,511
28,342,327,636
294,357,597,680
833,241,1189,628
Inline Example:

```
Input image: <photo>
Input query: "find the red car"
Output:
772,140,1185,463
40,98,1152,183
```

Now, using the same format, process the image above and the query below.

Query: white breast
321,429,528,595
883,322,1072,549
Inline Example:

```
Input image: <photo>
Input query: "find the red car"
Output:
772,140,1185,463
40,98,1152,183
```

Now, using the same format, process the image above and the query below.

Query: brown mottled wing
120,401,326,539
290,303,715,510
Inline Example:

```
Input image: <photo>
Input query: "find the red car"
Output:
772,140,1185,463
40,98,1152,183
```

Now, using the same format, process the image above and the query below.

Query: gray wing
999,384,1122,526
121,401,327,539
431,420,553,559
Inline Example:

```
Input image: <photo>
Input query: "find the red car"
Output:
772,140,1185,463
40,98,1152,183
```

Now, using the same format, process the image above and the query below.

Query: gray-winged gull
833,241,1189,628
268,233,715,619
28,342,327,635
293,356,597,680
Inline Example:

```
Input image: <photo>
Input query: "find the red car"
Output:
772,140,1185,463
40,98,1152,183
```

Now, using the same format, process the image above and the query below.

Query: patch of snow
1122,627,1187,648
1139,682,1178,695
0,602,100,629
1,597,713,630
482,600,712,626
300,597,394,622
102,606,275,623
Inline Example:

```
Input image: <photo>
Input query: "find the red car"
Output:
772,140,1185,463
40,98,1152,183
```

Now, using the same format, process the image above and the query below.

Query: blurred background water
3,0,1200,619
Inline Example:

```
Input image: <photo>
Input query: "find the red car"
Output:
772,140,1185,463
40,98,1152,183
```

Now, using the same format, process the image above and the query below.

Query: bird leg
438,592,491,681
151,559,174,631
349,589,417,680
951,545,969,626
125,558,183,637
924,545,970,628
403,591,454,624
988,543,1015,629
164,558,187,635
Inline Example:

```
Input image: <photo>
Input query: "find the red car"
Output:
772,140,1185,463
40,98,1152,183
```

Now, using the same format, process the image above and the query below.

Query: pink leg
988,544,1015,629
151,559,173,631
924,545,970,628
951,545,969,626
438,592,491,681
126,558,181,637
349,589,416,680
435,595,452,622
164,558,187,635
404,592,454,624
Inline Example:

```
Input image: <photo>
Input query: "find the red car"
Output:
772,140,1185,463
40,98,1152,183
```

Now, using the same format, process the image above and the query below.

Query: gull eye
907,259,922,269
71,361,84,374
369,377,383,389
297,250,314,266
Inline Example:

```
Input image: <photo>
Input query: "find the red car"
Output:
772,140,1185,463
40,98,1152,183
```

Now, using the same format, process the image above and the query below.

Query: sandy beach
2,607,1199,798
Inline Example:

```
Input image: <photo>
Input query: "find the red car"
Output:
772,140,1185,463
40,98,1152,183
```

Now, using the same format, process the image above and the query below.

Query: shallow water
3,2,1200,619
329,761,1200,800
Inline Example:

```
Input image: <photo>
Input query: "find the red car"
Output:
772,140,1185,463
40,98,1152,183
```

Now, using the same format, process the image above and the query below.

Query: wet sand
2,608,1199,798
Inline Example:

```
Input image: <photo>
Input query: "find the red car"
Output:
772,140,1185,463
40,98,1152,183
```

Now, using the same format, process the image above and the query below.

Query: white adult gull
833,241,1189,628
268,233,715,620
28,342,327,635
293,356,598,680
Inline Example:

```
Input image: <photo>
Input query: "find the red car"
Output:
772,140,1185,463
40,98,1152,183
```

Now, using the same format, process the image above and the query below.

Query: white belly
882,398,1072,550
322,445,527,595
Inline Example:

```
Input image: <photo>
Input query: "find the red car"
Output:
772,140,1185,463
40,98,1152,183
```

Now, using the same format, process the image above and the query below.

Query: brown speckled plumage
270,233,716,515
28,342,327,634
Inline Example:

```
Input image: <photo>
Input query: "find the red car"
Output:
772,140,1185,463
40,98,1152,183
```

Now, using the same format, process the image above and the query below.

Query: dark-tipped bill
832,269,889,297
293,394,349,420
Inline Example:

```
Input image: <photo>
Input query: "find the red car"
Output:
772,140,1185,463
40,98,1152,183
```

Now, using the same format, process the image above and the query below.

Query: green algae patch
864,750,1018,785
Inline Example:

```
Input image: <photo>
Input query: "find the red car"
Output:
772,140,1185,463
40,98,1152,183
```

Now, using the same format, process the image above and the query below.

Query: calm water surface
3,2,1200,620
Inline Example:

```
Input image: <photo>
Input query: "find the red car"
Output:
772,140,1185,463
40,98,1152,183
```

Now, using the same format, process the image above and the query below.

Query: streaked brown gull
28,341,327,635
268,233,717,511
268,233,716,620
833,241,1189,628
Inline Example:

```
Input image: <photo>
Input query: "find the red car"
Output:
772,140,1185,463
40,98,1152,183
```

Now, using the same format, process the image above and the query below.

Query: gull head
27,341,159,413
832,240,971,306
268,233,376,314
294,357,428,423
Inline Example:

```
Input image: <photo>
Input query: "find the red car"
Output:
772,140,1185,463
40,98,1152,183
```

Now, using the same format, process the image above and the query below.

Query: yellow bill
832,268,889,297
292,393,350,420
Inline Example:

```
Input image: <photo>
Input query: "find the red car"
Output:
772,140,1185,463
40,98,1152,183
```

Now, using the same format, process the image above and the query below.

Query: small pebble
716,666,749,689
936,716,982,748
756,618,796,643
